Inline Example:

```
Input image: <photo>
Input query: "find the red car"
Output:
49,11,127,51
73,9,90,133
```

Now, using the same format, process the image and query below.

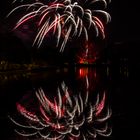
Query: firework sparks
9,82,112,139
8,0,111,52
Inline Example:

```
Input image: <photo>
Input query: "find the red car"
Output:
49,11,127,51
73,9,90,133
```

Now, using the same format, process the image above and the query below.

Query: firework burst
8,0,111,52
9,82,112,139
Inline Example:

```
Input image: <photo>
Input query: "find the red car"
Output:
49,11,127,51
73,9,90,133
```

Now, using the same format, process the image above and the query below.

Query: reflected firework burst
8,0,111,52
9,82,112,139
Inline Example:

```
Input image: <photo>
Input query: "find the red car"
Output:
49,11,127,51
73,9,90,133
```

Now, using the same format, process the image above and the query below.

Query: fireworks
9,82,112,139
8,0,111,52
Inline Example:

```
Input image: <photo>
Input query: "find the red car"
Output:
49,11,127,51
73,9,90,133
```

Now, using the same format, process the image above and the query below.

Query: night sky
1,0,139,40
0,0,140,62
109,0,140,42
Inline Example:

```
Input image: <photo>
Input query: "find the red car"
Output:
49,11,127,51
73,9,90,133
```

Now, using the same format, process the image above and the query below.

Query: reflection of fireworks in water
8,0,111,52
9,81,112,139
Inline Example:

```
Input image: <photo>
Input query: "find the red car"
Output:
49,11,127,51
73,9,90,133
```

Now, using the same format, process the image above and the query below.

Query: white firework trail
8,0,111,52
9,81,112,139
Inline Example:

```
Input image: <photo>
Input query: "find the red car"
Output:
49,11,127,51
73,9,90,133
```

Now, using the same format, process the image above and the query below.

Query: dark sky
109,0,140,42
0,0,140,62
0,0,139,41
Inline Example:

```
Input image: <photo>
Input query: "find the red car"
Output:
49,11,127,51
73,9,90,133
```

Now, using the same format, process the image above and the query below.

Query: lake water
0,63,139,140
